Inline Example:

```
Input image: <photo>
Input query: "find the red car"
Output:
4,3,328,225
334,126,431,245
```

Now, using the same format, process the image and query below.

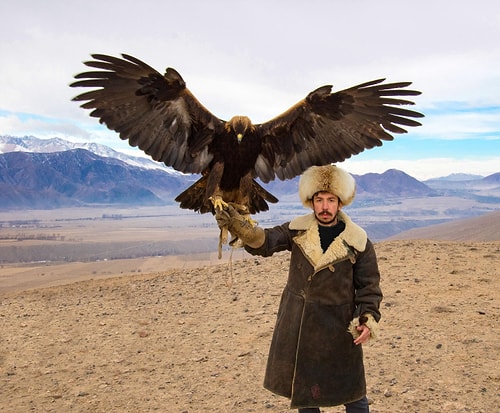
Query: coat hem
265,382,367,409
289,391,367,409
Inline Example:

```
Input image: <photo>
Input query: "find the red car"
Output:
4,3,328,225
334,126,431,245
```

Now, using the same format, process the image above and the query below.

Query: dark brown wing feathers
71,53,219,175
71,53,423,213
255,78,423,182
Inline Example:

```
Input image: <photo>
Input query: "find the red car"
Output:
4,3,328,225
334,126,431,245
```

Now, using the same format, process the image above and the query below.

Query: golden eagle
71,53,423,215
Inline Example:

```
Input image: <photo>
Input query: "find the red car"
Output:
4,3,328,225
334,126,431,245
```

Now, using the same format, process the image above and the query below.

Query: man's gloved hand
215,204,265,248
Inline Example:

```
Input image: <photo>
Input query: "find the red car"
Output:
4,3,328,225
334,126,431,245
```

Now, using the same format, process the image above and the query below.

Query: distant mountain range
1,135,499,240
0,149,193,209
354,169,435,197
1,135,499,210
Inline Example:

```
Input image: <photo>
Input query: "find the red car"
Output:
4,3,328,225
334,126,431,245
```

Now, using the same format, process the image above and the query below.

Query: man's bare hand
353,324,371,345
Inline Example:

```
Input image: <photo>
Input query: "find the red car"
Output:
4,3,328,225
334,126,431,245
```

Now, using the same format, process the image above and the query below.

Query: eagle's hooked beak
237,133,243,143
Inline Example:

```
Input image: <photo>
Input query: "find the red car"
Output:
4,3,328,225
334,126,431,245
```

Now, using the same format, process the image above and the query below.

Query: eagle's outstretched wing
254,79,424,182
71,53,423,216
71,53,222,174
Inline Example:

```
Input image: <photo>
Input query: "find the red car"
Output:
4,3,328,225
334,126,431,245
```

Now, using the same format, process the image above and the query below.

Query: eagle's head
226,115,255,143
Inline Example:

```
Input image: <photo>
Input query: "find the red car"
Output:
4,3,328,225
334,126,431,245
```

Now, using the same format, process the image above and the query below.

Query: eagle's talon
244,215,257,227
209,195,229,212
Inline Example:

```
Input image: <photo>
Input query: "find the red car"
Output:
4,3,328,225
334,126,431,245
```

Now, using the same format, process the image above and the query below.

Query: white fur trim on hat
298,165,356,208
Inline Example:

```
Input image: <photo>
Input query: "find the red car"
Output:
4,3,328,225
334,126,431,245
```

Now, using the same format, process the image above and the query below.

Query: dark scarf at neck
318,221,346,252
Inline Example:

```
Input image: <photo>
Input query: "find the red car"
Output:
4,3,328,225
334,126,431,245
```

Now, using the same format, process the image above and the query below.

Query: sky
1,0,499,180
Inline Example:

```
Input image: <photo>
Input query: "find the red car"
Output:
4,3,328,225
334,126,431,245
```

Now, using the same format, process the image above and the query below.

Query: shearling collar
289,210,367,271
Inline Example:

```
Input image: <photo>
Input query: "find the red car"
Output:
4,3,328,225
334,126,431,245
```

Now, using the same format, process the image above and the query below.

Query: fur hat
298,165,356,208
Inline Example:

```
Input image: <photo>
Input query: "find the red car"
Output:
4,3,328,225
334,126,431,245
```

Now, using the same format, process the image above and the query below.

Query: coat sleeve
352,239,383,322
244,222,295,257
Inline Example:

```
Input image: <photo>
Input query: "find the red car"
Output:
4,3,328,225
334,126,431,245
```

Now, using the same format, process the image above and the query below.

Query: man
215,165,382,413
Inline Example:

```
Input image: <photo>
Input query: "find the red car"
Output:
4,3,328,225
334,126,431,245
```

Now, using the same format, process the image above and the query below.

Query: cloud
414,105,500,140
0,0,499,179
0,111,78,138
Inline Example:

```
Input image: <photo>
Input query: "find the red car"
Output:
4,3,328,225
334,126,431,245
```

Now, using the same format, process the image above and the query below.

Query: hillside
388,210,500,241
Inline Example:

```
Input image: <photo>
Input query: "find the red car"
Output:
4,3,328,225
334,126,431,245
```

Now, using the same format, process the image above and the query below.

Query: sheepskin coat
245,211,382,408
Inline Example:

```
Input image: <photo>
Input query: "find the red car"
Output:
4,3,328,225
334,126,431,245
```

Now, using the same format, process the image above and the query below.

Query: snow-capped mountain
0,148,193,209
0,135,182,174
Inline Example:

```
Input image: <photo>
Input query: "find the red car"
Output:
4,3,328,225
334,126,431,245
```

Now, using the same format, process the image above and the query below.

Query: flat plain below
0,207,499,412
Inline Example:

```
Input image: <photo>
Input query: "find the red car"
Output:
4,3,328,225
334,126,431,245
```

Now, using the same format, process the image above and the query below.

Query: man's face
312,191,342,226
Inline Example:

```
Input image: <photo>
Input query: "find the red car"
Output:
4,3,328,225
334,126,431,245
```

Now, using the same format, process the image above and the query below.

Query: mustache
319,210,333,216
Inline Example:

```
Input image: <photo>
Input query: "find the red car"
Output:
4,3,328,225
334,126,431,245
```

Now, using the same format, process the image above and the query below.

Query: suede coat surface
245,211,382,408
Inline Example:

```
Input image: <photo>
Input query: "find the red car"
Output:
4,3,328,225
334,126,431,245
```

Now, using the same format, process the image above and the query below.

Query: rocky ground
1,240,499,412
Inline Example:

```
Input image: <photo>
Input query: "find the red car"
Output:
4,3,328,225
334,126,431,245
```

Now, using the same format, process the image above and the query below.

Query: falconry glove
215,204,265,249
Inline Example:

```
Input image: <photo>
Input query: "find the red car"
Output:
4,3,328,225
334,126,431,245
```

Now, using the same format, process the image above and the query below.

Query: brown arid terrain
0,209,499,412
388,211,500,242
